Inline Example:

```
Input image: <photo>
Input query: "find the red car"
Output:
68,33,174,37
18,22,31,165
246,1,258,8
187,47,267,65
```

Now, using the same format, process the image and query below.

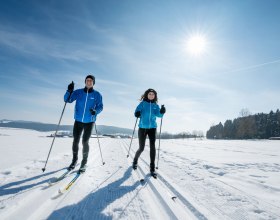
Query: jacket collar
84,87,94,93
143,98,155,103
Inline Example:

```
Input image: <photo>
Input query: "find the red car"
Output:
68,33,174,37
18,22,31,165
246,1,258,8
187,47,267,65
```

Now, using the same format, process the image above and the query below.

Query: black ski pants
133,128,156,170
72,121,94,165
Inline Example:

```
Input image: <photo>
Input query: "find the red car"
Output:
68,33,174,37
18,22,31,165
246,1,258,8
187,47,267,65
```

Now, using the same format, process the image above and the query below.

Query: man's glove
134,111,141,118
160,105,166,114
67,81,74,92
90,109,96,115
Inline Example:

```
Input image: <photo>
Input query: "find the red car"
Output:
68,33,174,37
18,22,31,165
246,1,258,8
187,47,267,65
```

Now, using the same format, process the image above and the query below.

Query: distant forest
207,109,280,139
160,131,204,139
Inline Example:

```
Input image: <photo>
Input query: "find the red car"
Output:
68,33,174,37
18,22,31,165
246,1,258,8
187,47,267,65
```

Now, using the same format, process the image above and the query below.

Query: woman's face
147,92,155,100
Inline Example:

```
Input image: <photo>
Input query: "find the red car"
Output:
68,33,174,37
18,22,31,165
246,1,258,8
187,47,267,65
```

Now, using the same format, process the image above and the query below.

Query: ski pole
42,88,73,172
156,105,164,169
127,117,138,157
95,123,105,165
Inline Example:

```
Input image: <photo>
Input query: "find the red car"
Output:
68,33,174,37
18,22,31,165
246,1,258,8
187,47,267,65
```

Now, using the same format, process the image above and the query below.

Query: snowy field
0,127,280,220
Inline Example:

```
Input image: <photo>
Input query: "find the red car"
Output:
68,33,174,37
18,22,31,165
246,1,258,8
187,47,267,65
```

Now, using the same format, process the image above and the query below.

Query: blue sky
0,0,280,134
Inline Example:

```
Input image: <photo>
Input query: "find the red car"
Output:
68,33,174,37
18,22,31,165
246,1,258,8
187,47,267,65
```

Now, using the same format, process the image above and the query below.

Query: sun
186,34,207,56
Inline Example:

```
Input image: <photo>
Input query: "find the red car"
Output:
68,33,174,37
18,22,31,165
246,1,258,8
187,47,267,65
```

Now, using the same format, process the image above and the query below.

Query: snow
0,127,280,220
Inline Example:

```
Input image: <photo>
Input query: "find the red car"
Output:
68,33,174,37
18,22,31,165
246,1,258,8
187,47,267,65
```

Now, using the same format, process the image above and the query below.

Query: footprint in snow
253,209,264,214
249,174,267,178
217,171,226,176
0,203,5,209
1,171,11,175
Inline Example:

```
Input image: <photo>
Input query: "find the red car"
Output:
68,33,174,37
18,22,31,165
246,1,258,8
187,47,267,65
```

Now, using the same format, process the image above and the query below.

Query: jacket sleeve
95,93,103,114
64,90,78,103
135,102,143,114
155,104,163,118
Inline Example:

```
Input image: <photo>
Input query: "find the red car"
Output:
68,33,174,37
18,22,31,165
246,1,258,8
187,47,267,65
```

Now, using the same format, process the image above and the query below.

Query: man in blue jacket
64,74,103,172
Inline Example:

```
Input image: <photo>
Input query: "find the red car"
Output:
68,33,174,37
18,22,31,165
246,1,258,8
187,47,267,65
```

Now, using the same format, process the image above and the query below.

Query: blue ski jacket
64,87,103,123
135,101,163,129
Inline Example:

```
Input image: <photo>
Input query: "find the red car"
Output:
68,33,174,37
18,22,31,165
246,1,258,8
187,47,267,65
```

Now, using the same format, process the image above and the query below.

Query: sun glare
186,34,207,56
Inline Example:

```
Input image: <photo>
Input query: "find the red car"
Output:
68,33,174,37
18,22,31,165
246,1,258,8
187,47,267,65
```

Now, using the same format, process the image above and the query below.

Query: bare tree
239,108,251,117
192,130,198,139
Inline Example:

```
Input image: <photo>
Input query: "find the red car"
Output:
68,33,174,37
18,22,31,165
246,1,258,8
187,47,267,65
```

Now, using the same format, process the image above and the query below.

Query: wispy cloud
221,58,280,75
0,28,100,62
171,78,229,93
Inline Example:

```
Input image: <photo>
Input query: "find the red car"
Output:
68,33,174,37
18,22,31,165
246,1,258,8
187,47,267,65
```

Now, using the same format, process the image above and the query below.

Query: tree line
206,109,280,139
159,130,204,139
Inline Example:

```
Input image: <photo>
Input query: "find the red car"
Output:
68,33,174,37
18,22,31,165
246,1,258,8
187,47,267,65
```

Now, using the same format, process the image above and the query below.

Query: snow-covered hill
0,127,280,219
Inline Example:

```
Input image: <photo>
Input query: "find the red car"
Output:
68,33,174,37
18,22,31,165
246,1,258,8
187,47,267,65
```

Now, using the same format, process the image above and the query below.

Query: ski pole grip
66,81,74,102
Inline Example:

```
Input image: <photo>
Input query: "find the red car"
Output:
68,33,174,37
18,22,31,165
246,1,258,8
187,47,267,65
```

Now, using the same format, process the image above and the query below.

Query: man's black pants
72,121,94,165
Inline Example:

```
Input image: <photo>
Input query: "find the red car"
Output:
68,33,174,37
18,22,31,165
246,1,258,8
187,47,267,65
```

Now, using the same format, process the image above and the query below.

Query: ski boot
67,159,77,171
132,161,137,170
150,164,157,178
78,159,87,173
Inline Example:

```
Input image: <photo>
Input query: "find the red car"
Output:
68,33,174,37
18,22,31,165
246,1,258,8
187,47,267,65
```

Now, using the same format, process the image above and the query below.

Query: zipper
149,102,152,128
82,89,89,122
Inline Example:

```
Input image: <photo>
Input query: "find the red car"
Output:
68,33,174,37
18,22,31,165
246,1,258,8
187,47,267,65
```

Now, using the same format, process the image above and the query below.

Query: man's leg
80,122,94,170
69,121,83,170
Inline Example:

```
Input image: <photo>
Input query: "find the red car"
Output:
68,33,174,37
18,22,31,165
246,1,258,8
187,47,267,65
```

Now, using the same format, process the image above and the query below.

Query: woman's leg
133,128,147,164
147,128,156,172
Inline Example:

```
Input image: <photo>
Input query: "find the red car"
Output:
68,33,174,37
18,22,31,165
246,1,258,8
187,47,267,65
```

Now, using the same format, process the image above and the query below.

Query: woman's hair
140,88,158,103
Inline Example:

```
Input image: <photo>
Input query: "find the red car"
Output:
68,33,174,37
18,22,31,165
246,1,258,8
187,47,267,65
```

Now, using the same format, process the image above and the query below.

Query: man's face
86,78,94,88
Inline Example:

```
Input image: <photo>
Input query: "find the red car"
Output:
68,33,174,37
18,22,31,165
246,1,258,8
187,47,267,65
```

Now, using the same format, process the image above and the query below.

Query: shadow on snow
0,168,64,197
47,167,145,220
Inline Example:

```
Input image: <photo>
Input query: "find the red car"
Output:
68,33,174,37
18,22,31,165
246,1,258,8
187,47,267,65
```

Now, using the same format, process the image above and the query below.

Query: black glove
134,111,141,118
160,105,166,114
90,109,96,115
67,81,74,92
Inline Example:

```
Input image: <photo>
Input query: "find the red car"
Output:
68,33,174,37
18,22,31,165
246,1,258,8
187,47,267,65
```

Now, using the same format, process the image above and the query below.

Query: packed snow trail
1,128,280,219
133,138,280,220
121,139,205,219
0,138,150,219
47,138,198,220
46,138,151,220
1,135,197,219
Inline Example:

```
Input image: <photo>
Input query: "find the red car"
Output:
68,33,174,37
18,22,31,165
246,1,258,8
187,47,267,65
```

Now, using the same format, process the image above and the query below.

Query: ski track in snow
0,129,280,220
154,139,280,220
0,138,156,220
47,138,150,220
121,139,206,220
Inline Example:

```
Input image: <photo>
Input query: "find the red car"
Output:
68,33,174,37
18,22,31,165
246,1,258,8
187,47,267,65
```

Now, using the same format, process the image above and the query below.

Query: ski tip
171,196,177,200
